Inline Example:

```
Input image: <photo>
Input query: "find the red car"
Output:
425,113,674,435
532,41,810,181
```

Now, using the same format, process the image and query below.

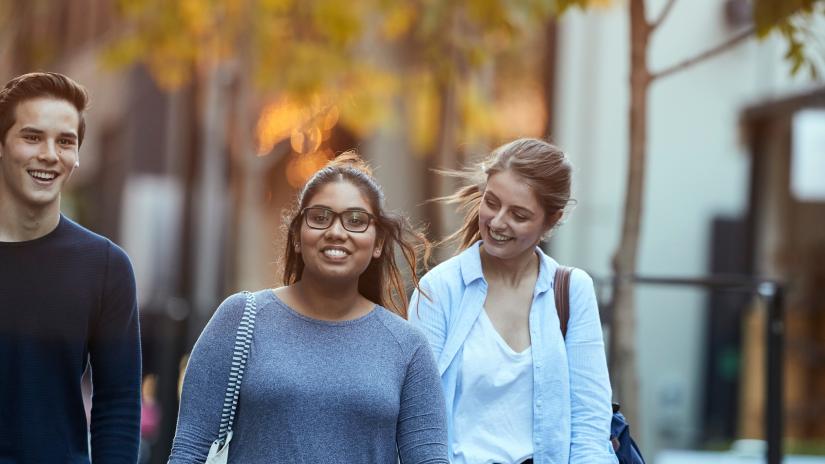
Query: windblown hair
0,72,89,146
440,137,574,251
281,152,431,318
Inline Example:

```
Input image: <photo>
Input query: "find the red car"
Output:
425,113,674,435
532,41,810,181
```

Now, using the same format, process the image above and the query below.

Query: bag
609,403,645,464
205,291,259,464
554,266,645,464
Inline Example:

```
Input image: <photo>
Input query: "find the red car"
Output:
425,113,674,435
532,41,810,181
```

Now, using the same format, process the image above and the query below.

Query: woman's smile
320,246,350,260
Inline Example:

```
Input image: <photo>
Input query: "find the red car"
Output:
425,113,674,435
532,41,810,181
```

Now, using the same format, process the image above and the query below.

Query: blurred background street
1,0,824,462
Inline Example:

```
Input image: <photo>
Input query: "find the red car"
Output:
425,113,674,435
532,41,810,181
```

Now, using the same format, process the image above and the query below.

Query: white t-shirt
452,308,534,464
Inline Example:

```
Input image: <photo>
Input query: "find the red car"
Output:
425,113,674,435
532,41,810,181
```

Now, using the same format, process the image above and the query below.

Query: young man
0,72,141,463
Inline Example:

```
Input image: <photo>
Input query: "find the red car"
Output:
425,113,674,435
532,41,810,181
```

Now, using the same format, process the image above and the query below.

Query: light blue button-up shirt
409,242,618,464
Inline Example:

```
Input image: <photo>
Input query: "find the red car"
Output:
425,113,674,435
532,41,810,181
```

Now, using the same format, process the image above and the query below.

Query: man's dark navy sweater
0,215,141,463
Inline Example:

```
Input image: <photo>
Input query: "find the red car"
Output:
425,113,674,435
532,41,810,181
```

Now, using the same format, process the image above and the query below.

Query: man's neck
0,196,61,242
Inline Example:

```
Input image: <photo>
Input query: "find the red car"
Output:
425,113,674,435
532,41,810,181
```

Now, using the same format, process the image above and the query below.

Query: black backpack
554,266,645,464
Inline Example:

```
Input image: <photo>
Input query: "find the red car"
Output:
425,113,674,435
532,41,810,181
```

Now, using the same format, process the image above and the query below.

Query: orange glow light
255,98,304,156
286,149,334,188
256,97,340,156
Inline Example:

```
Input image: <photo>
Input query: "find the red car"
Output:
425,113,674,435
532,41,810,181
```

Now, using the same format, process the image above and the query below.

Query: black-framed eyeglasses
301,207,375,233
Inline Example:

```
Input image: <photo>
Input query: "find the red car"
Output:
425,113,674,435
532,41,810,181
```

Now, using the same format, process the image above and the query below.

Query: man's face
0,97,80,212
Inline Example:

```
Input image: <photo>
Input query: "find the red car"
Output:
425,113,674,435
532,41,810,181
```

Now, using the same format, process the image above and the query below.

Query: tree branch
650,0,678,32
652,25,756,81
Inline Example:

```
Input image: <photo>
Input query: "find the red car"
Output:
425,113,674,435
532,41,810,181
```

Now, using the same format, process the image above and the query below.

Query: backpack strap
554,268,634,456
554,265,573,339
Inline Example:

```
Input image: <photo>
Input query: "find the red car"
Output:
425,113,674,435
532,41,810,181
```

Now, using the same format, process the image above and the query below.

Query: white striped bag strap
215,291,258,446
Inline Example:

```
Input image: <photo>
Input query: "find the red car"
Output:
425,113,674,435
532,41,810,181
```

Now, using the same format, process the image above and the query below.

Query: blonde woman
410,139,617,464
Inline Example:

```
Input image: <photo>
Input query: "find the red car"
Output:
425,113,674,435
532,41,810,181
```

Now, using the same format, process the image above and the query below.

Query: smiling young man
0,72,141,463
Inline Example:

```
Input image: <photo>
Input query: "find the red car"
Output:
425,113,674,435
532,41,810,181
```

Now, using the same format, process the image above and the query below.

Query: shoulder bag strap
216,291,258,446
553,266,573,339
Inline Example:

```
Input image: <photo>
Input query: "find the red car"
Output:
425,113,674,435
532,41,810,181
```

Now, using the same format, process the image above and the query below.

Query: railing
600,275,785,464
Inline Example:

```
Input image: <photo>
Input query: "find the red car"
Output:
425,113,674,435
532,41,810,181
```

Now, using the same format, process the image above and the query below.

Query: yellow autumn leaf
404,72,439,157
382,3,417,39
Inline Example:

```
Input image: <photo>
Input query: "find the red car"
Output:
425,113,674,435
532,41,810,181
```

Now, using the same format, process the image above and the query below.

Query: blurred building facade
551,0,825,459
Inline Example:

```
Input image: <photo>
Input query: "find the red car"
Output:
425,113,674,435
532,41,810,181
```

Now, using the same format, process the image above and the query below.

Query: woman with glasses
409,138,616,464
169,153,448,463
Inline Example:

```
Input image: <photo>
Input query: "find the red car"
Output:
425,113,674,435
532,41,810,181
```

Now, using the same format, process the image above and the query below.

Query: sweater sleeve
396,340,449,464
566,269,618,463
168,293,247,463
88,242,142,463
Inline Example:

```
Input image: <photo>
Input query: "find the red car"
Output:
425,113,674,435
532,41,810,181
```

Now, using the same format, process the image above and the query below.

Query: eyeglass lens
304,207,371,232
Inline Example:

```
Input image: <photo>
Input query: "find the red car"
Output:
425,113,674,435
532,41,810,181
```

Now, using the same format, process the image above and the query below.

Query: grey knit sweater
168,290,448,463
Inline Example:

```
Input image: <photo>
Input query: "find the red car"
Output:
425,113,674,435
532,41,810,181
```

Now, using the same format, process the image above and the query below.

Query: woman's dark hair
0,72,89,146
281,152,430,317
440,137,573,251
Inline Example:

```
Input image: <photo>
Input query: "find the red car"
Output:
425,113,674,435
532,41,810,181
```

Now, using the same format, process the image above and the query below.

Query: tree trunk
609,0,650,429
424,71,458,253
191,62,232,316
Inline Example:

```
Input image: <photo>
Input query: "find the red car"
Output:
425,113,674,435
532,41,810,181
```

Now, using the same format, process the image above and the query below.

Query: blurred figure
139,374,161,463
0,72,142,462
169,153,447,463
410,138,617,463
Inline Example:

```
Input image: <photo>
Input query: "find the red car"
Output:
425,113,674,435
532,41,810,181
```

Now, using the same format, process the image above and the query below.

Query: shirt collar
458,241,485,286
535,245,555,294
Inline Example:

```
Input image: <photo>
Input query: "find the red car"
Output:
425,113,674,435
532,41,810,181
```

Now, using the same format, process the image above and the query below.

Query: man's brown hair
0,72,89,146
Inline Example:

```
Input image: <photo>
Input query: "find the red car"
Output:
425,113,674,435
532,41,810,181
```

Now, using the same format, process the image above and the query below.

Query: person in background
410,138,617,464
0,72,142,463
169,153,448,463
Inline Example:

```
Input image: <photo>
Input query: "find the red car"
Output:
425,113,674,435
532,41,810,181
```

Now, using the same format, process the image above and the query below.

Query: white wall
550,0,819,458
